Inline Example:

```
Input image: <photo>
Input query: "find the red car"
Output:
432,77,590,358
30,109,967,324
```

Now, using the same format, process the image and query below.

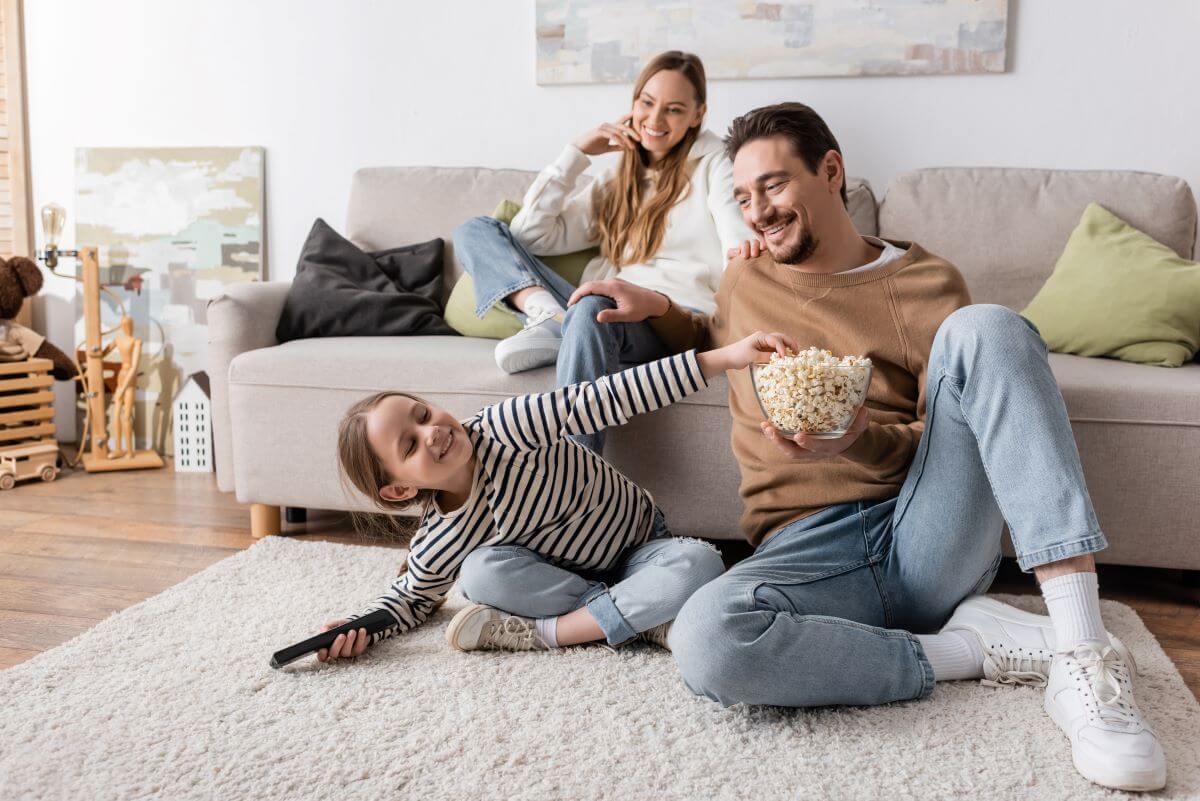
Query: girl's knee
666,538,726,591
457,546,521,604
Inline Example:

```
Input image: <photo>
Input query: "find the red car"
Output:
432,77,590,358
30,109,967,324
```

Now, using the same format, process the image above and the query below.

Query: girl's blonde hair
596,51,707,269
337,391,435,545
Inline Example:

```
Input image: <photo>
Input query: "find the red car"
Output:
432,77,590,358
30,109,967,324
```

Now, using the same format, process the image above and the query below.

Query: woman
453,50,752,453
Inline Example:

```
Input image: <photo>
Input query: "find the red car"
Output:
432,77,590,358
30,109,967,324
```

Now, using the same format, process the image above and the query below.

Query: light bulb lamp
38,203,162,473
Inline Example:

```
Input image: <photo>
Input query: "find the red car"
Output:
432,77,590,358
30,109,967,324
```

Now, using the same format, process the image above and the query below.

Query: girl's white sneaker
1044,643,1166,791
638,621,672,651
445,603,551,652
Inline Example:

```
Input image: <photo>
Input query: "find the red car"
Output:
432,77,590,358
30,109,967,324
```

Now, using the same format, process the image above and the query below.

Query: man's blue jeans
453,216,673,453
669,304,1107,707
456,508,724,646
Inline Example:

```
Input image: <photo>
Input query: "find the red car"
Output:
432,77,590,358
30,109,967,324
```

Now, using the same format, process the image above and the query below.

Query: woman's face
365,395,472,502
630,69,704,162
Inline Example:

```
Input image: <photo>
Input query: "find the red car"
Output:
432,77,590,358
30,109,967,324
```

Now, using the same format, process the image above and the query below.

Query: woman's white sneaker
1044,643,1166,791
494,310,562,374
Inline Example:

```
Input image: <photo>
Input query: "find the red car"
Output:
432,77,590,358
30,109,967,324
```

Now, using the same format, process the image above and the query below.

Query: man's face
732,136,843,265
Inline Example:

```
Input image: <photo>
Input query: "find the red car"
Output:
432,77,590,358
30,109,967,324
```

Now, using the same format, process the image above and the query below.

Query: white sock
916,631,984,682
523,288,564,323
534,617,558,648
1040,571,1108,653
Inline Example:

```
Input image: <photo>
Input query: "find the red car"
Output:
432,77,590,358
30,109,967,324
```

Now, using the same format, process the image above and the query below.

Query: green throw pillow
1021,202,1200,367
443,200,598,338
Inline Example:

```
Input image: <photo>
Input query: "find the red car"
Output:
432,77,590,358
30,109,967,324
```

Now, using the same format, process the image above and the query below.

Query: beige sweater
651,242,971,545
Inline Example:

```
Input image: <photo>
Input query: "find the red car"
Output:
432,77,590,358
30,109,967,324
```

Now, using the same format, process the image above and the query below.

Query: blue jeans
669,304,1107,707
456,508,724,646
453,216,673,453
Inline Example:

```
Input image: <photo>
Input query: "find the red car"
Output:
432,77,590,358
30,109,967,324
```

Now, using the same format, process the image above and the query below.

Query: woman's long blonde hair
337,391,435,546
596,51,707,269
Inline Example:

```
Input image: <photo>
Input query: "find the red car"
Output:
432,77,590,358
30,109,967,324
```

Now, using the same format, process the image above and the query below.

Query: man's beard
763,207,818,265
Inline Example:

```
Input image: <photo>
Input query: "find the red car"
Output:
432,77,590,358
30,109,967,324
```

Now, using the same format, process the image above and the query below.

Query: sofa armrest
207,282,291,492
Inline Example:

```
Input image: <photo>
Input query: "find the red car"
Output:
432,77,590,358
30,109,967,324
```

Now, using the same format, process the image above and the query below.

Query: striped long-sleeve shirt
350,350,709,642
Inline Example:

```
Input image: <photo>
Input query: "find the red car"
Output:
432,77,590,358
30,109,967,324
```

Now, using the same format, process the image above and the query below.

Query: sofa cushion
443,200,598,339
229,336,1200,429
226,336,741,537
230,335,730,413
878,168,1198,310
274,219,455,342
1022,203,1200,367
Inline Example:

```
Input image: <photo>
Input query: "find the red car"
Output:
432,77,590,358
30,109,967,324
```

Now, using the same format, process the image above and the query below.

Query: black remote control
269,609,398,669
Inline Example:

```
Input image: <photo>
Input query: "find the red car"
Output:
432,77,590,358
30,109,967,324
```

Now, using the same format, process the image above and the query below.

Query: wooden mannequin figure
107,316,140,459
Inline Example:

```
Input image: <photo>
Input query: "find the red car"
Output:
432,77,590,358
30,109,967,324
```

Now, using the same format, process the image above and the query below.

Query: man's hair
724,102,848,207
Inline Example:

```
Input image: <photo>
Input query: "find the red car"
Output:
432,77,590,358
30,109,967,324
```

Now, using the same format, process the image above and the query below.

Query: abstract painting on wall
536,0,1008,84
74,146,264,452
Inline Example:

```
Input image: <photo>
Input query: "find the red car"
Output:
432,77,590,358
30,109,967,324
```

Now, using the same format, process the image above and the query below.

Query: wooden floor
1,462,1197,699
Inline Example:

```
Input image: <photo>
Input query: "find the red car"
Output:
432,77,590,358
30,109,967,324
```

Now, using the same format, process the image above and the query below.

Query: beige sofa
208,166,1200,570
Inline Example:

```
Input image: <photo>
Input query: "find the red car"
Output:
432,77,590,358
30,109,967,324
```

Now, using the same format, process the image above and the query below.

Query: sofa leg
285,506,307,525
250,504,282,539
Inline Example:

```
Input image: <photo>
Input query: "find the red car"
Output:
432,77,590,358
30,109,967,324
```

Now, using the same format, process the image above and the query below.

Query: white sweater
509,130,753,315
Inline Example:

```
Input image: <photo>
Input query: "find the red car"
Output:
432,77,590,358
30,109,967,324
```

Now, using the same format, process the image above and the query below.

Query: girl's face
631,69,704,161
365,395,472,503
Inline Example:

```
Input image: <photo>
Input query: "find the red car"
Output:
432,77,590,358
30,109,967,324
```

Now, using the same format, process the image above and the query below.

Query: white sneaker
638,621,672,651
941,596,1135,688
445,603,551,652
494,310,562,374
1045,644,1166,791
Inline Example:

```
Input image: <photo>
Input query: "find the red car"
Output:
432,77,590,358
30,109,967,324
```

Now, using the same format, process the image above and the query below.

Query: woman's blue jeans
453,216,673,454
668,305,1108,708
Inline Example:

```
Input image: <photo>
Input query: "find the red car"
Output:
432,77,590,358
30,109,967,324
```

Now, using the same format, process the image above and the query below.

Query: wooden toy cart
0,357,59,489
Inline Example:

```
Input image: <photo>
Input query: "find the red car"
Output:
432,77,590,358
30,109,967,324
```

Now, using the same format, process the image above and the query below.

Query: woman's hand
726,238,765,261
697,331,797,379
574,113,642,157
315,619,371,663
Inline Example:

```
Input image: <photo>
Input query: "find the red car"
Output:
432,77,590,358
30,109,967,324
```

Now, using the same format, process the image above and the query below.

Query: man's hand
759,406,870,462
567,278,669,323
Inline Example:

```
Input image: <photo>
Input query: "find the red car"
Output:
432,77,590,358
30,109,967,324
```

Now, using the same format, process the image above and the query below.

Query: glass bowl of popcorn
750,348,873,439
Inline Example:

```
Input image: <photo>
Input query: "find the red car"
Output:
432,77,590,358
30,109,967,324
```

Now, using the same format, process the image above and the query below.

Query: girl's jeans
668,305,1108,707
456,507,724,646
453,215,673,453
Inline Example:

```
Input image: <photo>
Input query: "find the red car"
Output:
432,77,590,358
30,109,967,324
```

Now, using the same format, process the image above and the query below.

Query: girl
453,50,753,453
317,331,796,662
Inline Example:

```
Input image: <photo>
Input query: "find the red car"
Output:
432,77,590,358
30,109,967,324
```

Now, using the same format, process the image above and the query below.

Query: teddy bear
0,256,77,380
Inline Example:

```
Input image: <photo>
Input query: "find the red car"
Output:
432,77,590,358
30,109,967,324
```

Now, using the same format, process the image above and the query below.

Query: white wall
26,0,1200,439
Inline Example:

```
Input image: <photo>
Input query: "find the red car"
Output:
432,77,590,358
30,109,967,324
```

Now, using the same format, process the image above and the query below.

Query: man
567,103,1165,792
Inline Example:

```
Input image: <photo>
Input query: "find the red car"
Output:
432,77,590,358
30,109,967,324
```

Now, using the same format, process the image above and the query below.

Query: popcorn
752,348,872,435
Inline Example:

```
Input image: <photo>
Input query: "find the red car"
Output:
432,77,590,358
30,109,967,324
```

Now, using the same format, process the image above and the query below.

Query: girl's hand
316,619,371,663
726,238,765,261
697,331,797,378
574,113,642,156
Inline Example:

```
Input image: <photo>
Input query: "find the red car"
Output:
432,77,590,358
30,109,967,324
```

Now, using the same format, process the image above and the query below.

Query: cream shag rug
2,536,1198,801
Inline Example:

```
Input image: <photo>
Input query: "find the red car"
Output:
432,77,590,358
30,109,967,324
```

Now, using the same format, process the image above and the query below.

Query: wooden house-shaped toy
172,372,212,472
